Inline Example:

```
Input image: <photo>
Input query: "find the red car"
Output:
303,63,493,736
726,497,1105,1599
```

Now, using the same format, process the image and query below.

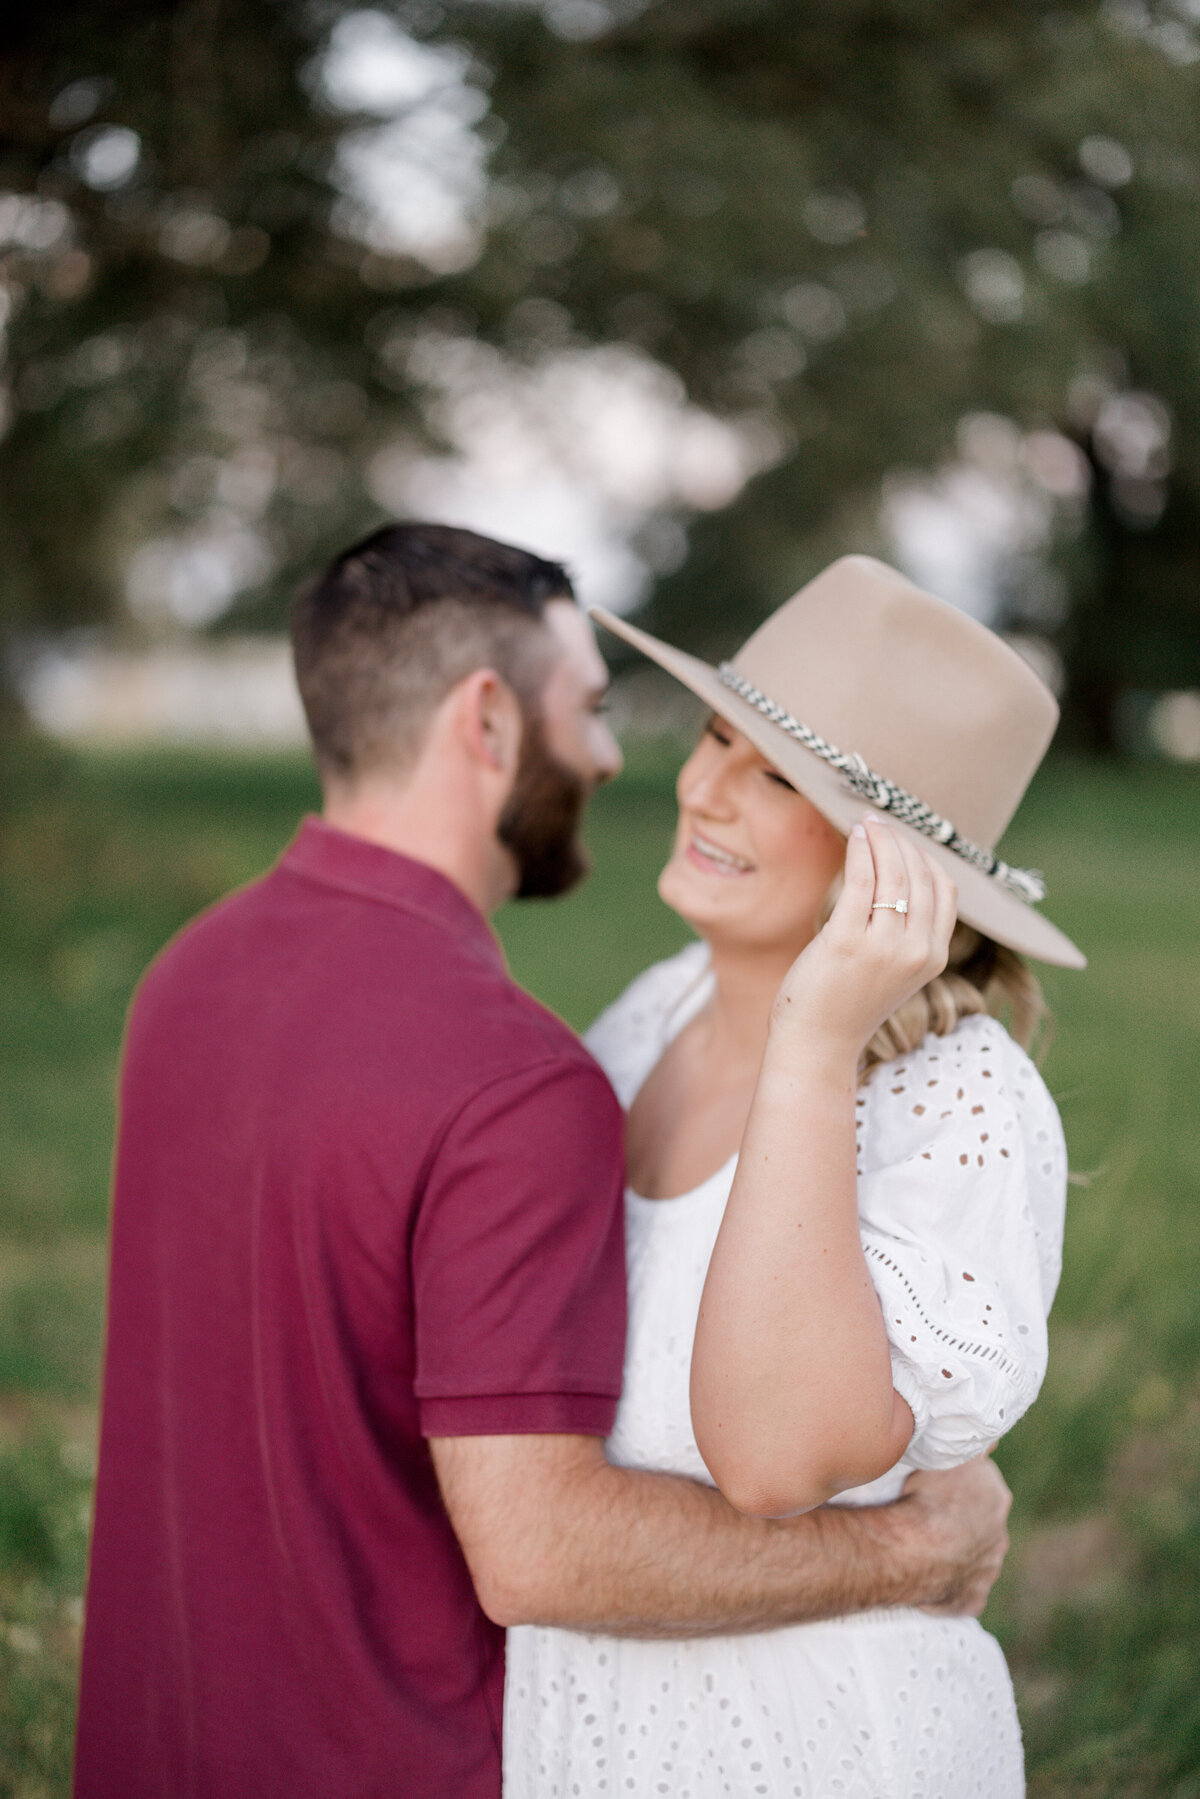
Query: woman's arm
690,814,958,1517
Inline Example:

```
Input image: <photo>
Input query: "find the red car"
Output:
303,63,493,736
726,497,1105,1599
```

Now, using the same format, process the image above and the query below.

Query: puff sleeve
855,1013,1067,1470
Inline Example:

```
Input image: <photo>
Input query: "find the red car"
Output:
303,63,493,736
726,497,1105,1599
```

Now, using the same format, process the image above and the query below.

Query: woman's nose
679,749,738,818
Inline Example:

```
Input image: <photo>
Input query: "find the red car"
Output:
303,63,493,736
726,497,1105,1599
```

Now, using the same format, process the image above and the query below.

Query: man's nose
592,723,623,786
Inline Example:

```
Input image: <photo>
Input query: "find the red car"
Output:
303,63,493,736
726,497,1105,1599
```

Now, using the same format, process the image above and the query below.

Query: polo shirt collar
282,816,504,971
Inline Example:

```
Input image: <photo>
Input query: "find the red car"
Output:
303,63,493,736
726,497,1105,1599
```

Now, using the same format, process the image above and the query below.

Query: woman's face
658,716,846,955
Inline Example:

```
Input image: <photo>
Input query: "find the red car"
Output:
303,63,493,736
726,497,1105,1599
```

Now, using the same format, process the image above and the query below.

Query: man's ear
452,667,523,775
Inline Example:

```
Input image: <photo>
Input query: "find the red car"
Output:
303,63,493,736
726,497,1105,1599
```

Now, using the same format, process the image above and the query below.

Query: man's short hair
292,522,574,781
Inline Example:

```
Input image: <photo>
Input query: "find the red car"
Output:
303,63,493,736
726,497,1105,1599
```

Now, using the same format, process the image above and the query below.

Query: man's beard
497,709,589,900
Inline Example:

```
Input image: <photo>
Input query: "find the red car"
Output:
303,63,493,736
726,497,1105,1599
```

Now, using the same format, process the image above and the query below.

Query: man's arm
430,1434,1010,1637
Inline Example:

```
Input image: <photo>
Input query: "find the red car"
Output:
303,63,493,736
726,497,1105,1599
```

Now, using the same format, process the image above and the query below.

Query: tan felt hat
592,555,1085,969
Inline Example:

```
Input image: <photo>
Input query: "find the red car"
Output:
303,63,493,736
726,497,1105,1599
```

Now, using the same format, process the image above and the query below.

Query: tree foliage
2,0,1200,741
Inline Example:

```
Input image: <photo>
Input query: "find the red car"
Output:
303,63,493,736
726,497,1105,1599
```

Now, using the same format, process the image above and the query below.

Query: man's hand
896,1456,1012,1617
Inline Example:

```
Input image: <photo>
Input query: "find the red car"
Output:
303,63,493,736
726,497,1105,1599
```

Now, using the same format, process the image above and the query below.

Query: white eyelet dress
503,942,1067,1799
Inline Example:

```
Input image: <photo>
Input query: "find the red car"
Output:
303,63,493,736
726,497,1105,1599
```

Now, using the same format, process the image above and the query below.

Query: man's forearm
508,1458,929,1636
431,1435,999,1636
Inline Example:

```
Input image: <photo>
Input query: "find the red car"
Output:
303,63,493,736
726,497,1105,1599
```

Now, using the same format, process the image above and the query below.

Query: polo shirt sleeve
412,1056,627,1438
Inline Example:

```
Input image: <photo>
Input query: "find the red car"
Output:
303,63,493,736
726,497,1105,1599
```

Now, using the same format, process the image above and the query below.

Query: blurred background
0,2,1198,1792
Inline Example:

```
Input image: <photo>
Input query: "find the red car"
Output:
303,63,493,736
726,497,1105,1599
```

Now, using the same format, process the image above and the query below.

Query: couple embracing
75,522,1083,1798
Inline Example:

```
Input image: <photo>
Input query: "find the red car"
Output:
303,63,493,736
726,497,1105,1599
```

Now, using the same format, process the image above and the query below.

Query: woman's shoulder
862,1010,1054,1114
858,1010,1063,1176
584,940,711,1100
858,1010,1067,1298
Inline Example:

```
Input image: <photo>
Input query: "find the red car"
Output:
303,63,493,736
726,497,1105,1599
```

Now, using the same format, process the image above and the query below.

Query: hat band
716,664,1046,906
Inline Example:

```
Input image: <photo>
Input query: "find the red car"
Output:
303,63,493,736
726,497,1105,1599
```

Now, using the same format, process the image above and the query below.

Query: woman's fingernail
850,823,866,840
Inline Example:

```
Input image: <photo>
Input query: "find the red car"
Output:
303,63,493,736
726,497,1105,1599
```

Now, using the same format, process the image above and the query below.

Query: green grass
1,735,1198,1794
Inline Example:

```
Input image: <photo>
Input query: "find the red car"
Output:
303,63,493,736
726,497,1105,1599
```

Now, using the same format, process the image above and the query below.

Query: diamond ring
870,899,908,914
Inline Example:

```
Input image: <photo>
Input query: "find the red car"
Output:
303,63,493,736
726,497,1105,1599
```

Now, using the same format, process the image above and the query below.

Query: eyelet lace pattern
504,942,1065,1798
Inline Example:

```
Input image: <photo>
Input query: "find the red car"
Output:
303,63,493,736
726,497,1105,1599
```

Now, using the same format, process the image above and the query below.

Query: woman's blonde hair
859,922,1049,1085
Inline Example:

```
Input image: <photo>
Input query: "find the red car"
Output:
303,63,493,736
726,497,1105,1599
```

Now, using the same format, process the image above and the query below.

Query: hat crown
731,557,1058,850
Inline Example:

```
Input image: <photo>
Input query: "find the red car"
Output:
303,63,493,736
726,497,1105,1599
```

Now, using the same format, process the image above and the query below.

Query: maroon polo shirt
75,818,626,1799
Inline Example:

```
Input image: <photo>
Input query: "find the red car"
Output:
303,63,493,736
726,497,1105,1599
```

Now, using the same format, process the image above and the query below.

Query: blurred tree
0,0,394,654
2,0,1199,743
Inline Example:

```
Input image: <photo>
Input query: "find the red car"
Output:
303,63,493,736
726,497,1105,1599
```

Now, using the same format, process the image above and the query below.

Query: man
75,523,1011,1798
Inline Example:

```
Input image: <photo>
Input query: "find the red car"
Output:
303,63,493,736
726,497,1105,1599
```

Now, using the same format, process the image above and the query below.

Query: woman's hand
770,813,958,1067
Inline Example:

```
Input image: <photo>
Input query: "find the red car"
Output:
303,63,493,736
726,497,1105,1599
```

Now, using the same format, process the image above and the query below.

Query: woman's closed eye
704,716,797,791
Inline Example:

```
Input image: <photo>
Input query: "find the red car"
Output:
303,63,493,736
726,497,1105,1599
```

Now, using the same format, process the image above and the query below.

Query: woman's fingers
889,818,957,961
864,817,955,983
832,813,957,987
863,813,909,912
890,823,934,934
834,821,878,931
930,857,959,965
889,827,956,978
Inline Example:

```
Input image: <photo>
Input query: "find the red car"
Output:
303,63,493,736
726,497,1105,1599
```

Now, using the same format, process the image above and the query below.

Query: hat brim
592,606,1086,971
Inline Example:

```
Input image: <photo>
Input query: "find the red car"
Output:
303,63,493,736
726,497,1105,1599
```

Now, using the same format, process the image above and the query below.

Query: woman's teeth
691,835,753,873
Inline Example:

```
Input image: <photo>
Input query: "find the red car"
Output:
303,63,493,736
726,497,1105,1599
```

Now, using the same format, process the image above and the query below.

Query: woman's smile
686,832,755,877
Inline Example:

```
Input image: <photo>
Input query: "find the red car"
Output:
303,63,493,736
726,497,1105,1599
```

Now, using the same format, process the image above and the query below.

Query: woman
504,556,1084,1798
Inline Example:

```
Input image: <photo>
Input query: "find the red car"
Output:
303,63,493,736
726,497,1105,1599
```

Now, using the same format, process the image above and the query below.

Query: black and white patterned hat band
716,664,1046,906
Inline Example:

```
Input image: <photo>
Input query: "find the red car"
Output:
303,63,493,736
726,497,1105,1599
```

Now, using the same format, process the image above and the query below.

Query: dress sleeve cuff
418,1391,619,1438
890,1356,932,1439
